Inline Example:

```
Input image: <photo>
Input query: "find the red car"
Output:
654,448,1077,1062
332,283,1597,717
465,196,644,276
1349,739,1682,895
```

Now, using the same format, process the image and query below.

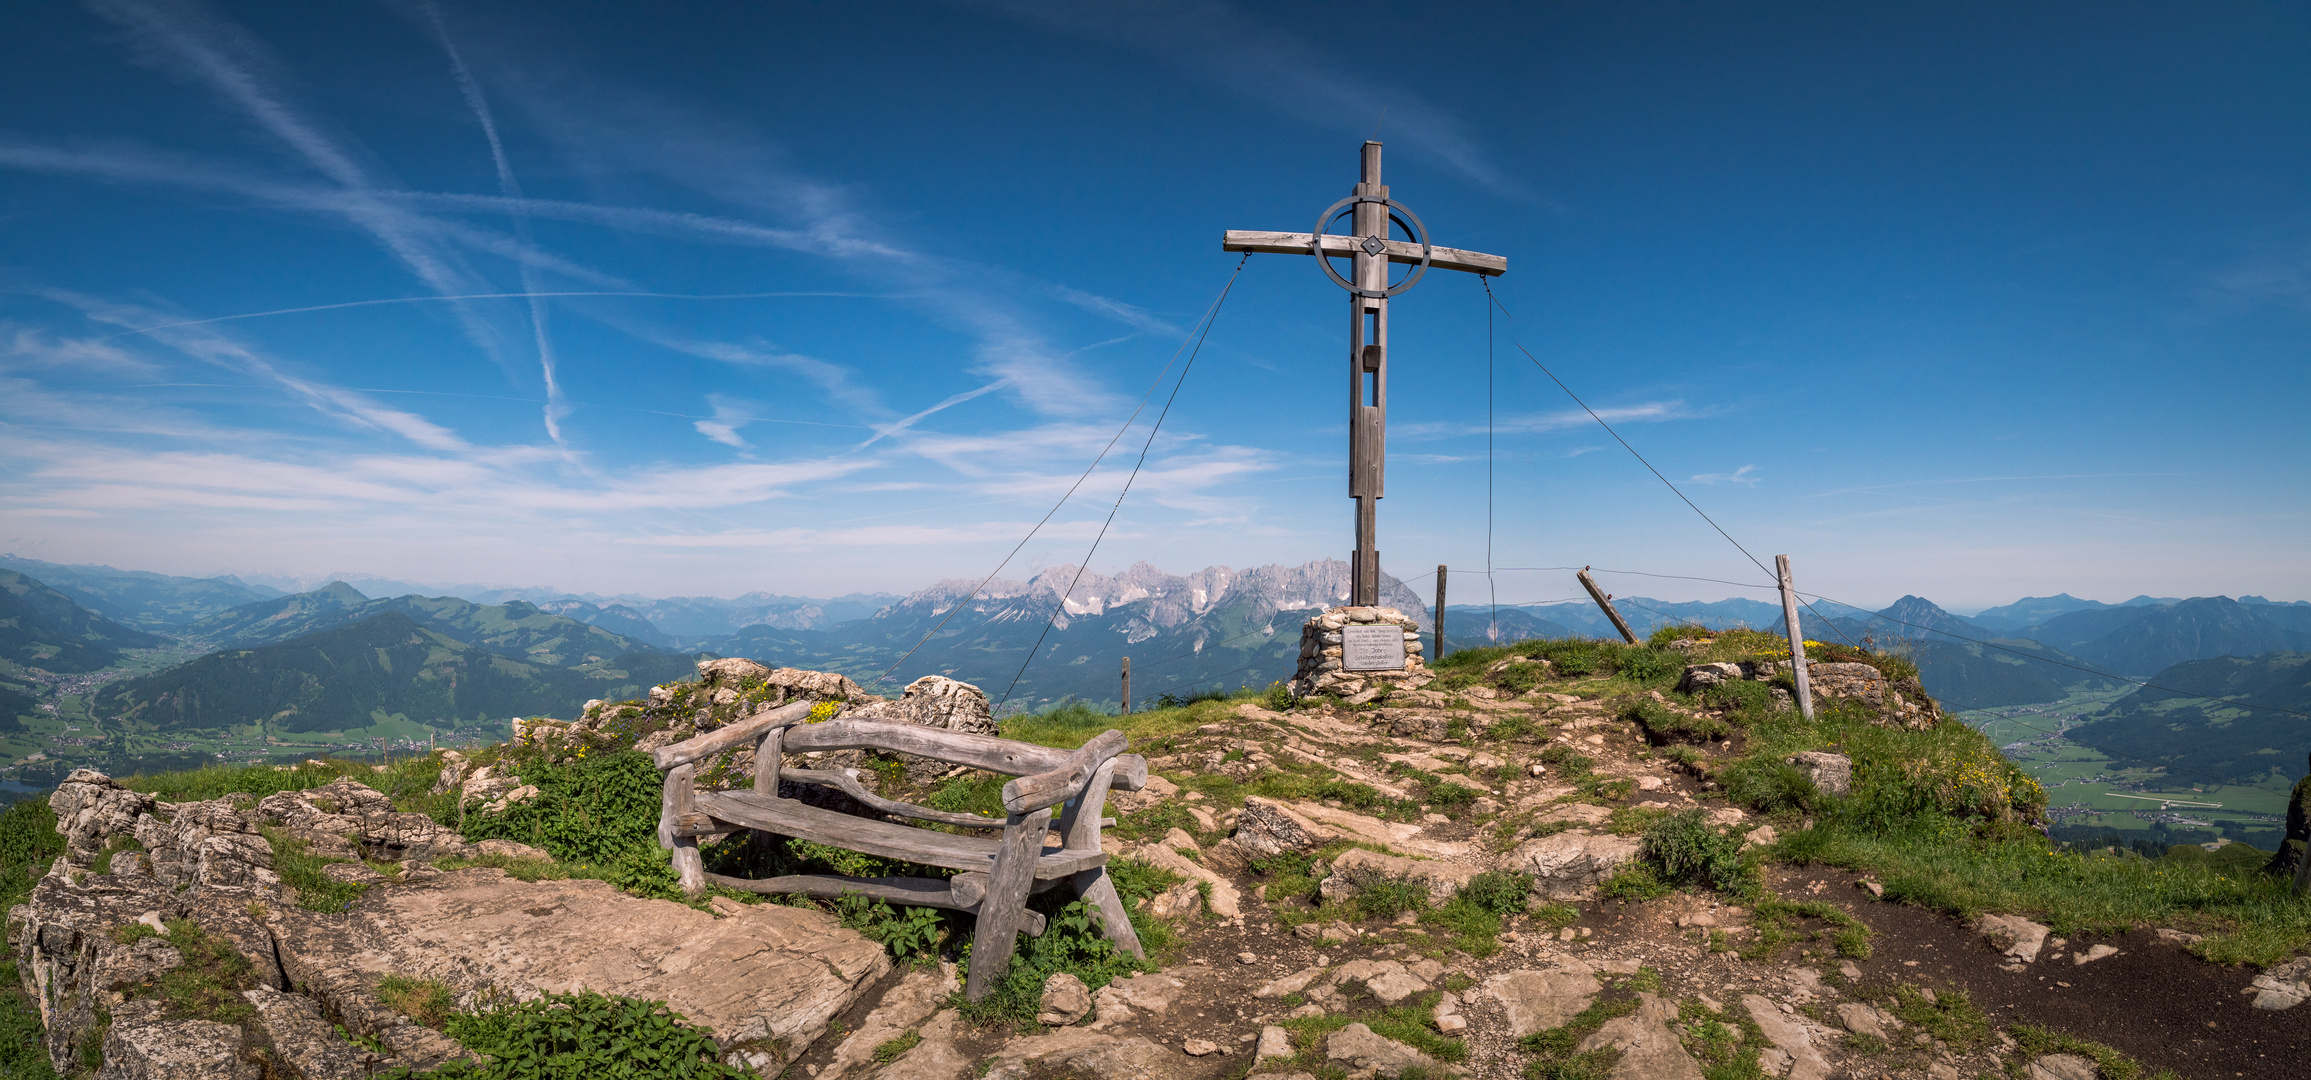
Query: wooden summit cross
1225,141,1507,606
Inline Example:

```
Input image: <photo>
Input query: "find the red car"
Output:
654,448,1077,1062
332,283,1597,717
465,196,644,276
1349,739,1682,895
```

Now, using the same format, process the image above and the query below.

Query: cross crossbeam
1223,141,1507,606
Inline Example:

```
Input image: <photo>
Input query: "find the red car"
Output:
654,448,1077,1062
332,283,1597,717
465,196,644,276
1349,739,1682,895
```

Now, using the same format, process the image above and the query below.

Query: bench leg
962,816,1042,1002
1071,866,1144,959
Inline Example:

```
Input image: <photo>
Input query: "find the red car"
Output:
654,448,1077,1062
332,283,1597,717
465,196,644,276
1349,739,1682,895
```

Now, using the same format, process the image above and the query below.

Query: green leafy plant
1642,809,1752,895
834,895,947,961
376,991,752,1079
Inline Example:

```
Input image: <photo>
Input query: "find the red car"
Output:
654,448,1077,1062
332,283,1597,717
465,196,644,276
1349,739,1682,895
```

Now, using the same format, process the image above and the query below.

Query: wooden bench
651,699,1148,1001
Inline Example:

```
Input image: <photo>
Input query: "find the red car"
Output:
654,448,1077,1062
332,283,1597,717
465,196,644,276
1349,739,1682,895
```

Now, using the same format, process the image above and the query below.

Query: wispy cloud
967,0,1518,196
1396,400,1694,440
692,394,758,448
1689,465,1759,486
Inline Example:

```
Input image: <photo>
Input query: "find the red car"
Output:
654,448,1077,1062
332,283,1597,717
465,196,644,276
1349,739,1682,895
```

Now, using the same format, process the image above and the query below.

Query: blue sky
1,1,2306,611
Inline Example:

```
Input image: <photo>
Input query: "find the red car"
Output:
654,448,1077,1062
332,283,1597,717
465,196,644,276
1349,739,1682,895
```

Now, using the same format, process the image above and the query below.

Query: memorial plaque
1342,624,1408,671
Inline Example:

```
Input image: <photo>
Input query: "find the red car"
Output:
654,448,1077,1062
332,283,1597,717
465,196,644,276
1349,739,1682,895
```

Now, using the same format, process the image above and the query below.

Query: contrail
100,291,888,340
424,0,566,447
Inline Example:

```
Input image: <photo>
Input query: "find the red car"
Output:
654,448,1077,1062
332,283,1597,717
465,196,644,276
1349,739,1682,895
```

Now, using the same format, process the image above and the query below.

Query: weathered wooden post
1577,567,1640,644
1433,564,1448,661
1120,656,1131,715
1776,555,1816,720
1225,142,1507,607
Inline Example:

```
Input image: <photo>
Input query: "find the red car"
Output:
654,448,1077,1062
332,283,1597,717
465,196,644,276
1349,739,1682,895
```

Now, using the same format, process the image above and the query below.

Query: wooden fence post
1776,555,1816,721
1434,564,1447,661
1120,657,1131,714
1576,567,1640,644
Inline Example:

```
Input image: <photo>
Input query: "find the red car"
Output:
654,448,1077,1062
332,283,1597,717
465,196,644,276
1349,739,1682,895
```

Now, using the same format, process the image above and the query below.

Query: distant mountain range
2070,651,2311,784
0,570,166,672
94,612,694,734
5,552,2309,746
0,556,280,631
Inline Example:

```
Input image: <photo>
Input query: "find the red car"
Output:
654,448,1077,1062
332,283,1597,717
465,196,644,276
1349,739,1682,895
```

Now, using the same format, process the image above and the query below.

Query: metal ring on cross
1312,195,1434,298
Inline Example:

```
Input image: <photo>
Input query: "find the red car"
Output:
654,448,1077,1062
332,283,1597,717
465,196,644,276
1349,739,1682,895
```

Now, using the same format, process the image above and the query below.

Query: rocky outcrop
1503,830,1642,900
10,768,889,1077
1481,961,1602,1036
1317,848,1481,905
1575,992,1705,1080
848,675,999,781
1788,751,1853,797
2249,957,2311,1010
1326,1022,1461,1077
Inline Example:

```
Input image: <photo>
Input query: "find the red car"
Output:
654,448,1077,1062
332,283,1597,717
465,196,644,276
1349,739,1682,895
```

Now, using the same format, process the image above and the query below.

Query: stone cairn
1290,606,1431,701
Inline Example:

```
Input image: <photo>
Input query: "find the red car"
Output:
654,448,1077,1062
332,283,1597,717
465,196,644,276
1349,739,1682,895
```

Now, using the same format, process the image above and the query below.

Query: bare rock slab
269,868,888,1068
99,1000,260,1080
823,965,959,1080
1742,994,1828,1080
243,986,377,1079
985,1027,1192,1080
1325,1022,1463,1077
1505,830,1642,900
1320,848,1482,905
1976,913,2051,963
878,1010,973,1080
2027,1053,2100,1080
1481,961,1602,1036
1575,993,1705,1080
2250,957,2311,1011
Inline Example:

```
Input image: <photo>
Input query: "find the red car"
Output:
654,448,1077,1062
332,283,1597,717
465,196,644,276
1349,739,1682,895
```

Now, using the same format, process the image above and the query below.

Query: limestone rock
7,870,188,1071
1787,751,1852,797
1743,994,1828,1080
1256,1025,1293,1062
1504,830,1643,900
243,985,377,1079
1834,1002,1897,1041
1038,972,1093,1026
1147,881,1201,921
1254,966,1327,999
2249,956,2311,1010
1976,913,2050,963
1481,961,1602,1036
1233,797,1320,859
98,1000,260,1079
696,657,771,687
1574,992,1705,1080
1133,846,1239,919
850,675,993,733
1676,663,1745,694
2028,1053,2100,1080
1330,959,1430,1004
984,1027,1188,1080
760,666,869,703
1183,1037,1221,1056
878,1010,972,1080
1325,1022,1460,1077
50,769,156,866
1089,972,1182,1027
2072,944,2119,966
265,868,888,1069
1318,848,1480,905
823,966,959,1080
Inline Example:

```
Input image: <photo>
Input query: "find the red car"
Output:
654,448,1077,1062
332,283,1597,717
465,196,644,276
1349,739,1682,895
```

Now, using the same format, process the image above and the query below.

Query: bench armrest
1001,730,1128,815
654,699,828,771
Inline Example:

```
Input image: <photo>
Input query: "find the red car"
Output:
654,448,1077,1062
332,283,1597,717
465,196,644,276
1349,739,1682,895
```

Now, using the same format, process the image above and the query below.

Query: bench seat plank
691,790,1105,880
